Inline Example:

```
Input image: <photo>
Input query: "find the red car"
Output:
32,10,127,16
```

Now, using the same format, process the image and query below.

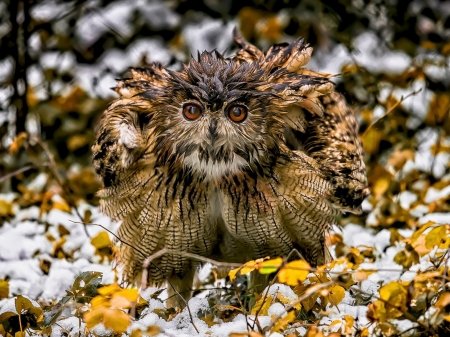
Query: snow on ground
0,202,118,302
1,188,448,336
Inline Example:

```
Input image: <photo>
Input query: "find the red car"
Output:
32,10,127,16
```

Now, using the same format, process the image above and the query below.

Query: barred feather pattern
92,30,368,306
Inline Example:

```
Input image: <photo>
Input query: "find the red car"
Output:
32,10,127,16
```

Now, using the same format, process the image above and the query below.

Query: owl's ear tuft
232,28,264,63
264,38,313,73
114,65,168,98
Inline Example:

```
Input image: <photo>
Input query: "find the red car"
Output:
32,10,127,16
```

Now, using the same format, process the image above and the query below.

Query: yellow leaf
367,300,386,322
103,308,130,333
435,292,450,309
327,285,345,307
90,295,109,309
271,310,296,333
0,324,6,337
84,307,105,329
368,166,392,197
9,132,28,154
353,270,369,282
425,225,447,249
67,134,90,151
360,327,370,337
379,282,407,319
53,201,71,213
98,283,121,296
372,177,390,198
410,221,436,244
229,257,270,280
277,292,301,310
329,319,341,327
110,289,139,309
146,325,161,336
362,128,381,155
293,283,317,311
0,200,14,218
278,260,310,286
230,332,264,337
439,236,450,250
393,249,420,268
228,267,240,281
411,234,431,256
259,257,283,275
251,296,272,315
305,326,325,337
91,231,112,250
0,279,9,299
414,271,441,283
130,329,143,337
387,149,415,171
344,315,354,334
427,93,450,125
240,260,258,276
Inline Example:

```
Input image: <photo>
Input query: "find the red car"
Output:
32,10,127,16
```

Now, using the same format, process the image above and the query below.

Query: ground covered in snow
1,165,450,336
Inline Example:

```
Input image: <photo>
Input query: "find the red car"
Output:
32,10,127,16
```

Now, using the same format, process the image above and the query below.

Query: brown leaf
426,93,450,126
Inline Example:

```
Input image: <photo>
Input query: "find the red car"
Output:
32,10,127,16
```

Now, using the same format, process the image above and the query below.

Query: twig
339,282,434,334
33,136,89,237
71,221,200,334
0,163,50,184
252,255,290,331
141,248,199,334
266,281,335,332
362,89,422,137
141,249,241,289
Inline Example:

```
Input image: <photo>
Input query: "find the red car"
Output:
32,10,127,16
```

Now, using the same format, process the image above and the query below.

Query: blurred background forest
1,0,450,238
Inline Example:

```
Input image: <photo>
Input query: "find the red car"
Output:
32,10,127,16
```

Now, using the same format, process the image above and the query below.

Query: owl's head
112,31,335,181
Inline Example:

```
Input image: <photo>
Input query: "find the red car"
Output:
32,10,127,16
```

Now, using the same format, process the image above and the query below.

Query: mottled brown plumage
92,30,368,307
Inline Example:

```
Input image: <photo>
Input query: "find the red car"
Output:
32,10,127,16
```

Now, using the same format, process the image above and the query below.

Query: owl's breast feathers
92,30,368,284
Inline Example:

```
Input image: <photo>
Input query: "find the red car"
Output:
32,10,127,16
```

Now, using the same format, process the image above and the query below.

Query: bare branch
0,163,50,184
362,89,423,137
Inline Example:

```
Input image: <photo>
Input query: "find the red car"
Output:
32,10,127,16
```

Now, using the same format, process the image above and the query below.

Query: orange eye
183,103,202,120
228,105,247,123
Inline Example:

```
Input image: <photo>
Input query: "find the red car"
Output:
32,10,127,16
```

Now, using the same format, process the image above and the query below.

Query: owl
92,30,368,308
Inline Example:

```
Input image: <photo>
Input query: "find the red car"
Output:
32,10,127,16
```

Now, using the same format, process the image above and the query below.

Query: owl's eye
228,105,247,123
183,103,202,120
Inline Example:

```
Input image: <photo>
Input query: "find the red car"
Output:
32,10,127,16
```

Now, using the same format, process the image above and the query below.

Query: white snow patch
419,213,450,225
425,185,450,204
397,191,418,210
50,316,86,337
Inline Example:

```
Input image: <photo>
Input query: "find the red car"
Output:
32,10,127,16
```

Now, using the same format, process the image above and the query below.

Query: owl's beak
208,119,218,144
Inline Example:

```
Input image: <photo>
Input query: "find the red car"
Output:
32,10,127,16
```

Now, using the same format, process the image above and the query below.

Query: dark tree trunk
8,0,32,135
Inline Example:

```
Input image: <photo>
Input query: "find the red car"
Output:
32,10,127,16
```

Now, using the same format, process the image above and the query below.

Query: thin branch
72,221,199,334
33,136,89,237
266,281,335,332
362,89,422,137
0,163,50,184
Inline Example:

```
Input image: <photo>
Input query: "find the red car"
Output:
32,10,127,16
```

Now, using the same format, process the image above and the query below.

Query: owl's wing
92,65,167,187
255,37,368,214
92,100,145,188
